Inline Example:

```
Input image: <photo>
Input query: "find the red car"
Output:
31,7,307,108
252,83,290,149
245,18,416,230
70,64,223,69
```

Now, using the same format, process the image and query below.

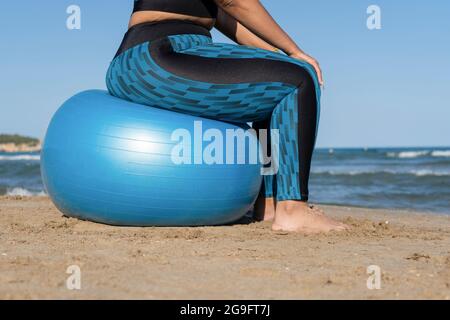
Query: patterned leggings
106,21,321,202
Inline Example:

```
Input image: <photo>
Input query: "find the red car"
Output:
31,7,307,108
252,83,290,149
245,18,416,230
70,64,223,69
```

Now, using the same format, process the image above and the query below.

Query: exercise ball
41,90,262,226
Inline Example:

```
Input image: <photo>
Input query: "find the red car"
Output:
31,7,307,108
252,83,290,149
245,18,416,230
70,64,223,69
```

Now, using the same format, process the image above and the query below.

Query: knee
293,66,315,91
289,65,318,116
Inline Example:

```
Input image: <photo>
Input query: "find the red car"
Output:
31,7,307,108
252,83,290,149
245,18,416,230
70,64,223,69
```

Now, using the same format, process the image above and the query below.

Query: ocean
0,147,449,214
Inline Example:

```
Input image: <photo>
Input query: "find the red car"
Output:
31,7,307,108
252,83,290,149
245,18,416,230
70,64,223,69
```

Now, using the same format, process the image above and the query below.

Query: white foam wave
431,150,450,158
313,169,450,177
386,150,450,159
387,151,429,159
6,188,46,197
0,154,40,161
411,169,447,177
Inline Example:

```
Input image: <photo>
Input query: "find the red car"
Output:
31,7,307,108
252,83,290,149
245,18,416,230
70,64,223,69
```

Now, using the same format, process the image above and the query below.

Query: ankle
253,197,276,221
265,198,275,207
277,200,309,213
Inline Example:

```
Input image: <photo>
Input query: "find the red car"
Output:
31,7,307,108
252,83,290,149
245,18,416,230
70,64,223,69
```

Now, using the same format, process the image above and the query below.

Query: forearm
215,8,277,51
214,0,303,56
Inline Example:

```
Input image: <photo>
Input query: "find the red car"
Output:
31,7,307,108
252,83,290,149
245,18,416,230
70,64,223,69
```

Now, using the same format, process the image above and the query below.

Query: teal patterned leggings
107,23,321,201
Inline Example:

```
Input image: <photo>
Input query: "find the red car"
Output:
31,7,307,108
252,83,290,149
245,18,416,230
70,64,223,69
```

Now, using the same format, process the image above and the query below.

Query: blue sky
0,0,449,148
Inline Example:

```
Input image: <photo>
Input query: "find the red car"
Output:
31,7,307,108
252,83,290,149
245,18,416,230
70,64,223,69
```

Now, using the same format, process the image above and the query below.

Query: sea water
0,147,449,214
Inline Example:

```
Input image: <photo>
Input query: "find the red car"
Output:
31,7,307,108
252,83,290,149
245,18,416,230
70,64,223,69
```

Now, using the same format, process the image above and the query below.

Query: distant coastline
0,134,41,153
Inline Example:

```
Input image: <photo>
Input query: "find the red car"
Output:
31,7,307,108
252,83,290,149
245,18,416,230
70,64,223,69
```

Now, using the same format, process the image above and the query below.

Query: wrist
285,47,304,57
289,51,306,58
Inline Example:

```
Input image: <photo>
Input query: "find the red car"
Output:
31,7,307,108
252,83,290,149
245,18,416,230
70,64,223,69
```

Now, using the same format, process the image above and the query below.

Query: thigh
169,36,320,91
107,35,316,123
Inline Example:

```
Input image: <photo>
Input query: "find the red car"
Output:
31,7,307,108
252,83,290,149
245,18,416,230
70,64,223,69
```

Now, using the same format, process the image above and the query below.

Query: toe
333,223,350,231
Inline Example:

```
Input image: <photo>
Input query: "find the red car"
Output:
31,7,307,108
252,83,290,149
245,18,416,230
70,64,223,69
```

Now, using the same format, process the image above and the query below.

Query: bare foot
253,197,276,222
272,201,349,234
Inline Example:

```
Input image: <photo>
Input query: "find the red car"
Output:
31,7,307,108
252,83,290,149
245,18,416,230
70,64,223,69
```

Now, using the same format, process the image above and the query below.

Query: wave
386,151,429,159
431,150,450,158
386,150,450,159
5,187,46,197
312,169,450,177
410,169,450,177
0,154,41,161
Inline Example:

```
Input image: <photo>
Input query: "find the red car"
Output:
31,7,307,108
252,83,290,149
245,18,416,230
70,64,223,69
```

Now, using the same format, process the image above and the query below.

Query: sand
0,196,449,300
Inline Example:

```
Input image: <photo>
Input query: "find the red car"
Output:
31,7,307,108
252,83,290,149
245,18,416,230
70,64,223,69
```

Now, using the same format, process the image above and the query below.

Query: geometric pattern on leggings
257,90,300,200
107,41,295,123
270,90,301,200
168,34,321,131
106,34,320,201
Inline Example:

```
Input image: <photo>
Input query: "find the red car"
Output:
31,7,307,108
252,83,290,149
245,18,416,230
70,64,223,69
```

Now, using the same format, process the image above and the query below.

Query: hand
289,52,324,87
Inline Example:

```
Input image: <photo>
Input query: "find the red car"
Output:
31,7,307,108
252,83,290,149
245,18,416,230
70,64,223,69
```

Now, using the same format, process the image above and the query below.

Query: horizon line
1,132,449,150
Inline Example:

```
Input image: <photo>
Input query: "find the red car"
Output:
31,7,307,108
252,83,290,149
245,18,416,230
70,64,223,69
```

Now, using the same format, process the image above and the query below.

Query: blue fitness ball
41,90,263,226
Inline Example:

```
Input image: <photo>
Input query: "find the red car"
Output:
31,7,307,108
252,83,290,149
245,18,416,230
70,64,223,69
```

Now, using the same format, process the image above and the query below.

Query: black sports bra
133,0,218,19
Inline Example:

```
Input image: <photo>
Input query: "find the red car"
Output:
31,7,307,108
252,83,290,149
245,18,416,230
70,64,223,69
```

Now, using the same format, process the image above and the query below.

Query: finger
309,61,322,85
314,65,324,86
316,65,324,85
317,71,323,86
318,69,324,86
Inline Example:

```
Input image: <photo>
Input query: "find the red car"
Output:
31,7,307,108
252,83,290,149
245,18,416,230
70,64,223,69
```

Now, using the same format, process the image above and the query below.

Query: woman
106,0,348,233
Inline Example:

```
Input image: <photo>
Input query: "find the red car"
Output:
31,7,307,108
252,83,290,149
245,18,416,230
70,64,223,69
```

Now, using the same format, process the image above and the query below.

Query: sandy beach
0,196,449,300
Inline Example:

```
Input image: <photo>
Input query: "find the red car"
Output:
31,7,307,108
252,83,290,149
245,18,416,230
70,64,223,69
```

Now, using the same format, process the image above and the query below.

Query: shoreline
1,196,449,299
0,143,41,153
